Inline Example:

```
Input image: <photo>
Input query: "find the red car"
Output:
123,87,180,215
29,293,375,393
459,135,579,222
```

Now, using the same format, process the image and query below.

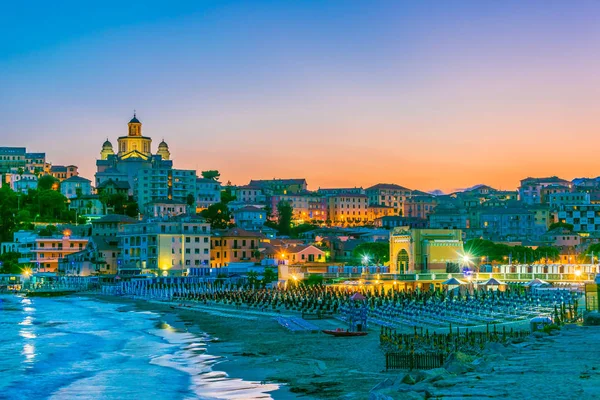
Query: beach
92,295,390,399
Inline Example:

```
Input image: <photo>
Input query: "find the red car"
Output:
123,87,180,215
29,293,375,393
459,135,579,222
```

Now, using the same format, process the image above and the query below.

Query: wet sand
89,295,390,399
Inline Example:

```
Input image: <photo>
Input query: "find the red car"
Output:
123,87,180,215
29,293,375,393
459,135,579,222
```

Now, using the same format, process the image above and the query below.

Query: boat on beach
322,328,368,337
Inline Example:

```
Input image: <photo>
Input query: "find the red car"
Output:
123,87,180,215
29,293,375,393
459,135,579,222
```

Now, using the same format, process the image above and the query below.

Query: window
185,249,190,254
195,237,200,243
204,249,208,254
195,249,200,254
185,237,191,243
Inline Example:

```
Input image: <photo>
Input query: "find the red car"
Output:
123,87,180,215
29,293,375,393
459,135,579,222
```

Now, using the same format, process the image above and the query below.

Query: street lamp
362,255,370,275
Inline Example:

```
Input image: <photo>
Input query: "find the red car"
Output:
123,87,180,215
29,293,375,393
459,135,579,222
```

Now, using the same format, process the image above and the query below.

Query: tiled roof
62,176,91,183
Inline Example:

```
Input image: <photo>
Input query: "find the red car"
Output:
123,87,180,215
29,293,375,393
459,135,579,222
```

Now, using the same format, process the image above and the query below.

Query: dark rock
444,352,475,374
401,374,417,385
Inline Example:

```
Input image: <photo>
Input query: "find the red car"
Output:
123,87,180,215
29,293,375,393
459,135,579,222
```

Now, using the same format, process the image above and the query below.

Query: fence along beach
94,276,587,395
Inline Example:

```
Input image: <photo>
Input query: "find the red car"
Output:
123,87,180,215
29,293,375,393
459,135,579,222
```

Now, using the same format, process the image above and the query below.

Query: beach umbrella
524,278,550,287
442,277,466,286
350,292,366,301
481,277,506,286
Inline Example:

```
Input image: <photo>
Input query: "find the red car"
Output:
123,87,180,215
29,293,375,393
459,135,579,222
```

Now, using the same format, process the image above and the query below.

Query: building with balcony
0,147,27,175
50,165,79,181
519,176,572,205
270,193,327,223
365,183,412,215
248,178,307,195
60,176,92,199
58,237,120,276
232,206,267,230
5,170,38,193
428,204,469,230
196,178,221,210
91,214,138,237
210,228,264,268
31,232,89,273
119,215,211,276
232,185,267,204
403,195,438,219
558,204,600,233
145,200,187,218
328,193,369,226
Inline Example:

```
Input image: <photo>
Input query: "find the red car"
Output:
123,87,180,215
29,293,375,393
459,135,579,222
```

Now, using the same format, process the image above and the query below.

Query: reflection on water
22,343,35,363
0,296,281,399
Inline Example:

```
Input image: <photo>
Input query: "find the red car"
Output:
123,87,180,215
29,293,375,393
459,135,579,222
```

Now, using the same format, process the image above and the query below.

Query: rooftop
366,183,412,191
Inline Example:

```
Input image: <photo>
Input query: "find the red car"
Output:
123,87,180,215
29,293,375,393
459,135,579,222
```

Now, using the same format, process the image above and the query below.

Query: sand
89,295,390,399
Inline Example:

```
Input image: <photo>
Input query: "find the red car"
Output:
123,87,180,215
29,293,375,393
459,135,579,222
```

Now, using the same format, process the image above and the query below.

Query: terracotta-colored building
211,228,265,268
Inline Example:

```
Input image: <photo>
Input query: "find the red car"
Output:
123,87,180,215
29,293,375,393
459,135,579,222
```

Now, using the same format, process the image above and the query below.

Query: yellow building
389,227,463,274
116,114,154,159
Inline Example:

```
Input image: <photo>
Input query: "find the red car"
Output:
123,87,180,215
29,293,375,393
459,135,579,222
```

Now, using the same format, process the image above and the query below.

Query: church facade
95,114,197,214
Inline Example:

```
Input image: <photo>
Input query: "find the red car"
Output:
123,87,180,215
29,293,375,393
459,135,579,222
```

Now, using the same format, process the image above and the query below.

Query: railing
385,352,445,371
321,272,595,282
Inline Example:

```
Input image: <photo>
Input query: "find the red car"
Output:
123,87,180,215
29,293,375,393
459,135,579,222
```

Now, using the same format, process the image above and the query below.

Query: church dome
102,139,113,148
129,116,141,124
158,140,169,148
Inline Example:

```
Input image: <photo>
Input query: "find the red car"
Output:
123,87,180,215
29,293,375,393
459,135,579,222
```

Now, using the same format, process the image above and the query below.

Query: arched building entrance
397,249,409,273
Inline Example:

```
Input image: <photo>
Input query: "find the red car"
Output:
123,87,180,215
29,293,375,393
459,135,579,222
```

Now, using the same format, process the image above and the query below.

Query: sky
1,0,600,193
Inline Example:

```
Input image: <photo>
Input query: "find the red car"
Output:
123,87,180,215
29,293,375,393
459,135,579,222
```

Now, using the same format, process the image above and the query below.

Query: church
95,114,197,212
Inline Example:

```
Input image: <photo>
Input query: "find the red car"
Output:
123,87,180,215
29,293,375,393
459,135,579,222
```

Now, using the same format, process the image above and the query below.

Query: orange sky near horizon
2,1,600,193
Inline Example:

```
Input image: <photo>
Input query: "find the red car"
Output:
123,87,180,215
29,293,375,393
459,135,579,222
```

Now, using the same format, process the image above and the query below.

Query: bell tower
128,111,142,136
117,111,152,159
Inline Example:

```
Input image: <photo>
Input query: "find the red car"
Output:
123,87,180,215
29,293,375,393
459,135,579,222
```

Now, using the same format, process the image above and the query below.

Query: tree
201,170,220,181
305,274,323,286
290,223,319,238
200,202,232,229
38,190,68,220
246,271,259,287
0,252,22,274
548,222,574,231
186,193,195,207
221,186,236,204
352,242,390,265
124,201,139,218
277,200,293,236
38,175,58,191
262,268,277,286
0,186,17,241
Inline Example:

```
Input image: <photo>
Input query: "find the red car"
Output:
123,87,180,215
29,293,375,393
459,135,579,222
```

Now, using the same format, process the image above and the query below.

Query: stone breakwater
370,324,600,400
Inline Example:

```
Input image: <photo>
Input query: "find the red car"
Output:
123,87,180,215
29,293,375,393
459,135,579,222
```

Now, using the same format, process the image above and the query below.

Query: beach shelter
442,277,466,286
524,278,550,288
442,277,466,292
481,277,506,291
350,292,366,301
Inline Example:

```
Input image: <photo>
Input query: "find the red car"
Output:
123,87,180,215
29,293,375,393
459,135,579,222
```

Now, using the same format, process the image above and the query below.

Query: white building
6,171,38,193
233,206,267,230
119,215,211,276
61,176,93,199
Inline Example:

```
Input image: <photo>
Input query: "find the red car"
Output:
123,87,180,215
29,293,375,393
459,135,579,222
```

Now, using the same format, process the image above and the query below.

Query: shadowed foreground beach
91,295,389,399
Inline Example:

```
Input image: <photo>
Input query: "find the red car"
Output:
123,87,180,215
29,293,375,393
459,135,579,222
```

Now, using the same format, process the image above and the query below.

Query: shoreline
86,294,390,399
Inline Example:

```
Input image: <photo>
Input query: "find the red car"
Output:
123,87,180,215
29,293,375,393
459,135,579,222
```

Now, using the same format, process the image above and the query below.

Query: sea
0,295,280,400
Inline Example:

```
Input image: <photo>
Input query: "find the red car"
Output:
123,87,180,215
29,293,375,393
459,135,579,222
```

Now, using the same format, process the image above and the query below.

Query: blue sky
2,1,600,191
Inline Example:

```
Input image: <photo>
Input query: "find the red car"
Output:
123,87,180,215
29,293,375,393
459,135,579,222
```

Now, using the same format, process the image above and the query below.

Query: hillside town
1,114,599,284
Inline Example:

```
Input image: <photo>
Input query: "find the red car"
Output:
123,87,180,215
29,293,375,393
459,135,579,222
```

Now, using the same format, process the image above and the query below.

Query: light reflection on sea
0,295,280,399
